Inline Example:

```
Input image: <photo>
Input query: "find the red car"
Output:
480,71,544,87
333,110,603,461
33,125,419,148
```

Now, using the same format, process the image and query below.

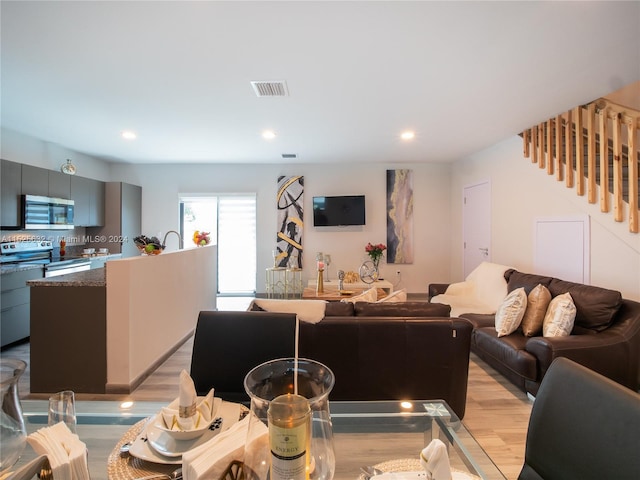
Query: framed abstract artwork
386,169,414,264
276,175,304,268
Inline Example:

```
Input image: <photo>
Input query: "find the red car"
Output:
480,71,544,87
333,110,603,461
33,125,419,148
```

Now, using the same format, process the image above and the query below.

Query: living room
1,2,639,480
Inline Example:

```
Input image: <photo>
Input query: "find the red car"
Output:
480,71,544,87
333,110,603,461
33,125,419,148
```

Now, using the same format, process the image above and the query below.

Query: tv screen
313,195,366,226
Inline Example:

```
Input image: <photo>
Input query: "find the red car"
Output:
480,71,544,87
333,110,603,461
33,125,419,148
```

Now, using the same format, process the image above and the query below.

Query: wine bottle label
269,422,308,480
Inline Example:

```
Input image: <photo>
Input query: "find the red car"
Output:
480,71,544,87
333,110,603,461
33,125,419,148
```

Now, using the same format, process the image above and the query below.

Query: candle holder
316,269,324,294
243,358,335,480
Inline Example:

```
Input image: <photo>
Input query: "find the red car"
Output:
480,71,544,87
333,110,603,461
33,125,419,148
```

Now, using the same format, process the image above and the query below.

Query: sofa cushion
341,287,377,303
494,288,527,337
376,288,407,303
521,284,552,337
543,292,576,337
325,301,354,316
459,313,495,329
504,269,554,294
354,302,451,317
473,327,538,380
548,279,622,331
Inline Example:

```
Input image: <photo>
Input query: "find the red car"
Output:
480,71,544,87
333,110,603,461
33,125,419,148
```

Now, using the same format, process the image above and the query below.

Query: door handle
478,247,489,255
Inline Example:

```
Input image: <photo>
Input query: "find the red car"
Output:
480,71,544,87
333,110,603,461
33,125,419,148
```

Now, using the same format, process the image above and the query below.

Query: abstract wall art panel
276,175,304,268
386,169,414,264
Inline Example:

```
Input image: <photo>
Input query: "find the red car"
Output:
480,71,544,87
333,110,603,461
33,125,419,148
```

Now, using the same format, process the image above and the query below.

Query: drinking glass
243,358,335,480
0,359,27,474
48,390,77,433
323,254,332,282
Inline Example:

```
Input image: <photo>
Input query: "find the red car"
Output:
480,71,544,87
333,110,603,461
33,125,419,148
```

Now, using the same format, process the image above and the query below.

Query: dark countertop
0,263,44,275
27,268,106,287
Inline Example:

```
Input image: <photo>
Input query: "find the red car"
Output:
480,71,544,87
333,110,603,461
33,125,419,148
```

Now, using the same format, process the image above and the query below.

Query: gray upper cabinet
86,182,141,257
1,159,22,228
21,164,71,198
21,164,49,196
48,170,71,199
70,176,105,227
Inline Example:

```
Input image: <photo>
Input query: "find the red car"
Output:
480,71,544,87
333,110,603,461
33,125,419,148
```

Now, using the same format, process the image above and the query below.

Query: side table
285,268,303,295
265,267,286,297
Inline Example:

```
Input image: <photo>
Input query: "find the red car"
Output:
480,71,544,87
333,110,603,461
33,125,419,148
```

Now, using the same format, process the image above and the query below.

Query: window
180,194,256,294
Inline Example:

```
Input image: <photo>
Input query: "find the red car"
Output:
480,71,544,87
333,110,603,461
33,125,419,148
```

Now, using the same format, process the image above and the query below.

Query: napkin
27,421,90,480
160,370,215,431
182,413,268,480
419,439,452,480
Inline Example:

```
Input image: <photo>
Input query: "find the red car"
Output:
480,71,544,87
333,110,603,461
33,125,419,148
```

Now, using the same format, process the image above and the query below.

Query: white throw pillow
494,288,527,337
376,288,407,303
543,292,576,337
341,287,378,303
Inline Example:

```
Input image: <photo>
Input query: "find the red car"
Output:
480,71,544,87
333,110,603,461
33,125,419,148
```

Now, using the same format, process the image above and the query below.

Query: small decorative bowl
154,396,220,440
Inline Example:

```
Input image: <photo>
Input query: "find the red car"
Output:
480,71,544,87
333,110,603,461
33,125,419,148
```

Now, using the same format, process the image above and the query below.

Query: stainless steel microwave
22,194,74,230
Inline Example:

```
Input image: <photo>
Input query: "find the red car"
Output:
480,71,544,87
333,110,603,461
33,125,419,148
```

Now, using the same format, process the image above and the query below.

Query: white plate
372,472,475,480
128,419,182,465
147,415,221,458
129,400,245,462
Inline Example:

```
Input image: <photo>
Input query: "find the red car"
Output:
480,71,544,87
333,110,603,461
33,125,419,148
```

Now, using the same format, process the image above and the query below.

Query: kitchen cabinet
48,170,71,199
86,182,141,258
70,176,105,226
1,267,43,347
1,159,22,228
21,164,49,196
21,164,71,198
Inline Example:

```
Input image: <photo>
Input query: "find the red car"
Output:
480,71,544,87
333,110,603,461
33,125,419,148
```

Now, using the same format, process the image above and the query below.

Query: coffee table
14,399,505,480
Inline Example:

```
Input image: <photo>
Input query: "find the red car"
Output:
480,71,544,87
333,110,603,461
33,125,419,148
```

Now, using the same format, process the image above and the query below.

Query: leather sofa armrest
525,319,640,390
428,283,450,300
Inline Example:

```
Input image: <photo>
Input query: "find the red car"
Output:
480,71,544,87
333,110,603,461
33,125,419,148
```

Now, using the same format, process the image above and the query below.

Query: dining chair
190,310,297,402
518,357,640,479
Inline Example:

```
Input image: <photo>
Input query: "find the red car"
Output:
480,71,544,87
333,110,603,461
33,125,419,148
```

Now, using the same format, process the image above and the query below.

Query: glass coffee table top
15,399,505,480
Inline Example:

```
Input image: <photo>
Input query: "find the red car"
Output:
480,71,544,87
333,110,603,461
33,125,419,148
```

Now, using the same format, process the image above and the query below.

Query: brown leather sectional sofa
430,269,640,396
190,301,474,418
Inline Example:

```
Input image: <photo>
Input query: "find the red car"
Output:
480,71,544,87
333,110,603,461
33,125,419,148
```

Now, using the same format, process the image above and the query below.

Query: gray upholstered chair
519,357,640,479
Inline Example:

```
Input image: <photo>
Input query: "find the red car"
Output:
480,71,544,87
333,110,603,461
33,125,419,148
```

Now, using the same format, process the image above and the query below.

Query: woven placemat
365,458,481,480
107,419,179,480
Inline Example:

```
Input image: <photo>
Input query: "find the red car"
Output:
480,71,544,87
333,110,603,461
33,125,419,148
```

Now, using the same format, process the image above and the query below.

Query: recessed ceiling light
121,130,137,140
400,131,415,140
262,130,277,140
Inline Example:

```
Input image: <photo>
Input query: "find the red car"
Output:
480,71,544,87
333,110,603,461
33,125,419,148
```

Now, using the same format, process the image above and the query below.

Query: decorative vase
0,359,27,474
368,256,380,281
316,269,324,294
243,358,335,480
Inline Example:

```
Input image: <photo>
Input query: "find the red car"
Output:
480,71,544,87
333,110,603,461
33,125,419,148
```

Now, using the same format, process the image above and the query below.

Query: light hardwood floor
2,296,533,480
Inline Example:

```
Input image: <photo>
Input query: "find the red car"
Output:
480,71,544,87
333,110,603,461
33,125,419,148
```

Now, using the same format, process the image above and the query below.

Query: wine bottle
267,393,311,480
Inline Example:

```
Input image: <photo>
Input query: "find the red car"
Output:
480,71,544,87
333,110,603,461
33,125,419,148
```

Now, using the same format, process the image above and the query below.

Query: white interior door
534,215,590,284
463,181,491,278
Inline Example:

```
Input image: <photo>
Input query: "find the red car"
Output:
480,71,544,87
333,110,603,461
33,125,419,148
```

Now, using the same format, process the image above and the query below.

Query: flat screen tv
313,195,366,226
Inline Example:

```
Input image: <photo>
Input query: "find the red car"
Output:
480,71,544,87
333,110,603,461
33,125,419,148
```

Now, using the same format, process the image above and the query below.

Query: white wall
109,162,453,293
1,128,111,181
450,135,640,301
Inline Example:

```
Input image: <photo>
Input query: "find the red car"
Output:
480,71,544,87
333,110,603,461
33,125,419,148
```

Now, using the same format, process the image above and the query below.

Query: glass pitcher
244,358,335,480
0,358,27,474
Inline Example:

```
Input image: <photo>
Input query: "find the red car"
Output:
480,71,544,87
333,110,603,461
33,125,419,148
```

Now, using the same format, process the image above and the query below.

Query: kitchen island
27,245,217,394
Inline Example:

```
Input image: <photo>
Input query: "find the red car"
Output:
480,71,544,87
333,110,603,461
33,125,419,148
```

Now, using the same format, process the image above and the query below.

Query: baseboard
105,329,194,394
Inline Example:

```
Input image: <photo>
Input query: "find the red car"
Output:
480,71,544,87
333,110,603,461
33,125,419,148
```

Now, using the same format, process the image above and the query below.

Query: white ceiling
2,1,639,165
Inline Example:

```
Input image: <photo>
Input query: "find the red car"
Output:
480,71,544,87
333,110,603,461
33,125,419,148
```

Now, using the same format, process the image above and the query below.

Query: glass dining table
14,399,505,480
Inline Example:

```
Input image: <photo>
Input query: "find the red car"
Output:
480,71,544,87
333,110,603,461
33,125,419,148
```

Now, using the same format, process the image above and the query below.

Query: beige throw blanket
249,299,326,324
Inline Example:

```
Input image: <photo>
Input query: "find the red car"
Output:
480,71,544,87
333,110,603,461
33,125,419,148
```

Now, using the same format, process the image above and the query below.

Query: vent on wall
282,153,297,159
251,81,289,97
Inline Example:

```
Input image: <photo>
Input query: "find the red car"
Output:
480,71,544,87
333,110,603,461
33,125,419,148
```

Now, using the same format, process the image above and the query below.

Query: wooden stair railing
521,98,640,234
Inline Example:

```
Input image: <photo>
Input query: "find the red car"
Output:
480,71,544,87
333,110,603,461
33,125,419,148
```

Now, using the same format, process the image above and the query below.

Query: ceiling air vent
282,153,297,159
251,81,289,97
